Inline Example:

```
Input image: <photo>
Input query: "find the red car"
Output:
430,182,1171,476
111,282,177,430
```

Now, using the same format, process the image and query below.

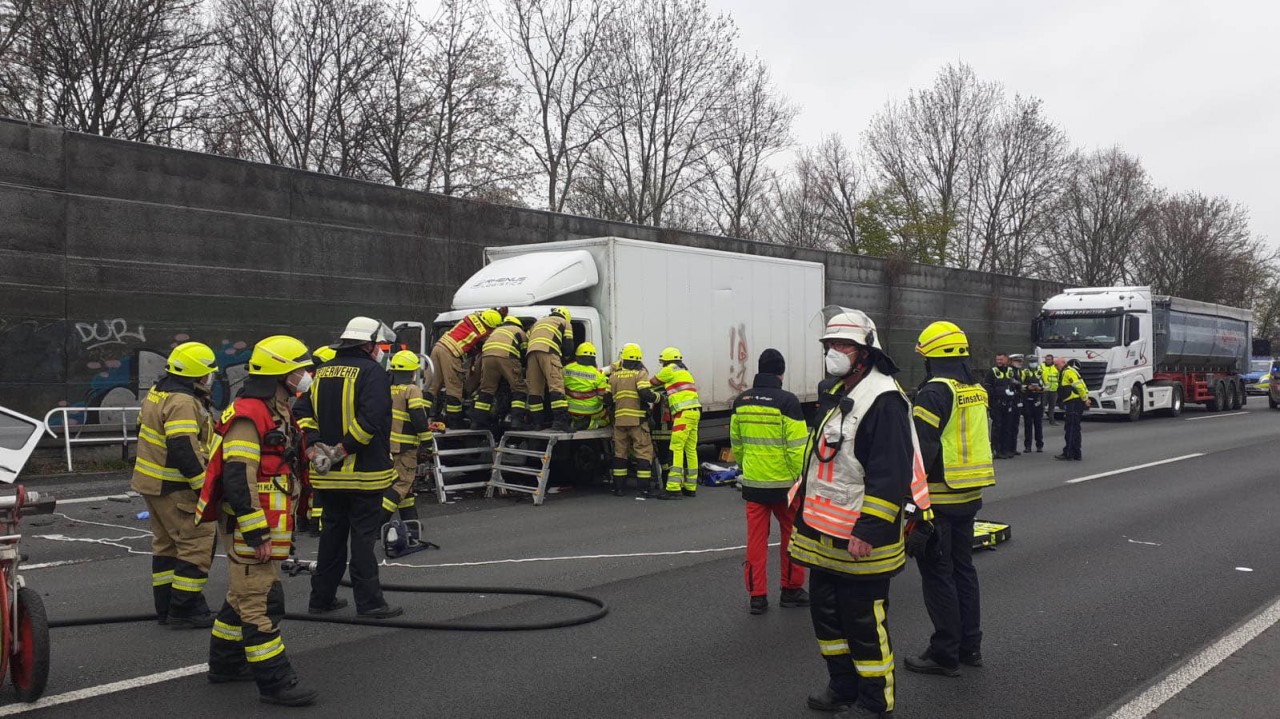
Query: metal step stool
427,429,495,504
486,429,611,506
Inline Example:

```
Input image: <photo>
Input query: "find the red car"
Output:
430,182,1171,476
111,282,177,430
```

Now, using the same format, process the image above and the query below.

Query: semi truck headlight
1103,381,1118,396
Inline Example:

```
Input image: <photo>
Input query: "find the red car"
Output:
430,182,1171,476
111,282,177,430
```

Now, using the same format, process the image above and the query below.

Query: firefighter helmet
821,309,881,350
249,336,313,376
502,315,523,327
312,345,336,365
659,347,683,363
339,316,393,345
165,342,218,378
915,321,969,358
620,343,643,362
551,307,572,322
576,342,597,359
479,309,502,329
389,350,422,372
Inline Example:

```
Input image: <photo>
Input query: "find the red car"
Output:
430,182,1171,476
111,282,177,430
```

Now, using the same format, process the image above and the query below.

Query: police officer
1020,355,1045,453
1041,353,1060,425
526,307,574,432
652,347,701,498
564,342,610,430
1055,357,1088,461
199,335,316,706
792,309,914,719
131,341,219,628
985,353,1021,459
607,344,655,497
906,321,997,678
384,350,433,555
472,315,530,431
731,349,808,615
295,316,402,619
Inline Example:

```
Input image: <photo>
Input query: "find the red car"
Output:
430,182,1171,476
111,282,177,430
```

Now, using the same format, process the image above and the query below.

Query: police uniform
608,355,655,496
1057,364,1088,461
1041,362,1061,425
1019,363,1045,452
985,364,1021,458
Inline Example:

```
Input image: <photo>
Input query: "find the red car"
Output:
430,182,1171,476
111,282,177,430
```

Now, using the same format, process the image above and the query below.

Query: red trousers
744,500,806,596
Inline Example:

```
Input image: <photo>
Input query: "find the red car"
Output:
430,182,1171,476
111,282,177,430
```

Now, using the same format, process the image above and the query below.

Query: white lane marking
0,663,206,716
1065,454,1205,484
35,534,152,556
381,542,778,569
59,494,137,505
1108,594,1280,719
1184,411,1249,421
22,559,94,570
1126,539,1161,547
1236,567,1253,572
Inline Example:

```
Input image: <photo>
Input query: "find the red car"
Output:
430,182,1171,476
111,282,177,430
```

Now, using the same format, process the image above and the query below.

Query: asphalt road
3,404,1278,718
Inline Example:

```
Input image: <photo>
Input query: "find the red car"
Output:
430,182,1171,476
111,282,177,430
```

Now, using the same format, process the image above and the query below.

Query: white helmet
820,307,882,350
339,316,394,345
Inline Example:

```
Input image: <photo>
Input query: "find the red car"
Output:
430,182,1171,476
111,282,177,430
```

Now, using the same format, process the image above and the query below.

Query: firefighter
1055,357,1088,461
608,344,656,497
294,316,402,619
564,342,610,430
1041,353,1060,425
1020,355,1045,453
731,348,808,615
985,353,1021,459
906,321,997,678
429,308,502,429
527,307,574,432
472,315,530,431
130,341,219,628
300,345,336,537
651,347,701,499
791,309,915,718
198,335,317,706
384,350,433,556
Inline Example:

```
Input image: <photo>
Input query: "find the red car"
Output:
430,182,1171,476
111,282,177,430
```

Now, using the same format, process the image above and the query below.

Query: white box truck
1034,286,1252,419
425,237,826,440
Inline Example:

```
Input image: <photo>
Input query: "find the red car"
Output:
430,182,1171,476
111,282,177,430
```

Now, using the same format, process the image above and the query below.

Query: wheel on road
1270,395,1279,410
1231,382,1243,410
1209,382,1226,412
1168,385,1183,417
11,587,50,702
1127,386,1143,422
1239,382,1248,407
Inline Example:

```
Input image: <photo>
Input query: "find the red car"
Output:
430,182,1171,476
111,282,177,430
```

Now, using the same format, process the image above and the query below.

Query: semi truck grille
1078,361,1108,391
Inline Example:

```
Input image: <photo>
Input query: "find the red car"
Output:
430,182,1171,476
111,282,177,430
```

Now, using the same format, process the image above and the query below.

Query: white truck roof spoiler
451,250,599,309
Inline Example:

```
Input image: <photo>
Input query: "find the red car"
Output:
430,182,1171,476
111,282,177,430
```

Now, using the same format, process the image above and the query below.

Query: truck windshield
1037,314,1122,348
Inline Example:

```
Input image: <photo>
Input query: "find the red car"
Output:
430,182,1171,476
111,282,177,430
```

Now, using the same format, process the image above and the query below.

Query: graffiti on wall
74,318,146,350
728,323,749,393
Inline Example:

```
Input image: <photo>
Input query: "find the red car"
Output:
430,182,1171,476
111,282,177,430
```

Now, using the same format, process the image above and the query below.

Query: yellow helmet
312,345,336,365
389,350,421,372
165,342,218,378
551,307,572,322
620,343,643,362
502,315,523,327
479,309,502,329
248,335,313,376
576,342,597,359
659,347,683,363
916,321,969,358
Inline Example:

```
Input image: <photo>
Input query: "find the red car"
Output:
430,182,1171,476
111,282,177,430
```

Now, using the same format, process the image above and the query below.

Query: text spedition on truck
416,237,826,441
1034,286,1252,420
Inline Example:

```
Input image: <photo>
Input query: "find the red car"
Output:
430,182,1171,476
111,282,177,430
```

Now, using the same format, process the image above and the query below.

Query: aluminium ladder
486,428,612,506
426,429,496,504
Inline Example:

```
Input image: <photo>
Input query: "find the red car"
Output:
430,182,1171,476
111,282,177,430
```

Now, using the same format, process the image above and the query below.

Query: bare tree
498,0,618,211
361,0,434,187
699,59,795,239
1042,147,1152,286
570,0,741,227
0,0,211,143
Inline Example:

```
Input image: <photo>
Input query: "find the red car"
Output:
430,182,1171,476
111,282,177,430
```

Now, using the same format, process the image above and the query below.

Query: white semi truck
1034,286,1251,420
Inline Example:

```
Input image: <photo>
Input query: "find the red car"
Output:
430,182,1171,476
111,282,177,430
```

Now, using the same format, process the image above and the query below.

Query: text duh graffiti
75,319,146,350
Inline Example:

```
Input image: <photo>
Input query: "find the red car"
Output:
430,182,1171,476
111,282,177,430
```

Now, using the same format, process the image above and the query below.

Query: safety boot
904,652,960,677
550,408,572,433
653,489,682,501
749,596,768,615
207,665,254,684
166,611,214,630
807,686,857,712
780,588,810,608
259,678,318,707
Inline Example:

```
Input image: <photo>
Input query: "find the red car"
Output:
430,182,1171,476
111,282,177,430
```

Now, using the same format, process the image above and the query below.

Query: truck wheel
1127,386,1143,422
11,587,50,702
1211,382,1226,412
1270,395,1278,410
1168,386,1183,417
1233,382,1244,409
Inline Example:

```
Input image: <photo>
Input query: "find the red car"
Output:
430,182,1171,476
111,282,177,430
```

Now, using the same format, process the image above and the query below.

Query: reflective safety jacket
608,363,653,427
912,376,996,512
440,313,492,358
1041,364,1061,391
652,364,701,414
131,375,214,495
564,362,608,418
788,370,917,579
390,383,432,453
293,348,395,491
528,315,573,355
1059,366,1089,402
986,366,1020,405
197,391,300,561
481,324,527,359
730,373,807,503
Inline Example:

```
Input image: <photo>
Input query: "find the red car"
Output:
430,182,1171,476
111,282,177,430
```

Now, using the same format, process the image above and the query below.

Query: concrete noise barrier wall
0,118,1062,424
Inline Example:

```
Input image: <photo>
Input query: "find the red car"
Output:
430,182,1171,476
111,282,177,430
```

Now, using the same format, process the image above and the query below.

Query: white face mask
825,348,853,377
372,347,385,364
289,371,313,394
196,372,214,390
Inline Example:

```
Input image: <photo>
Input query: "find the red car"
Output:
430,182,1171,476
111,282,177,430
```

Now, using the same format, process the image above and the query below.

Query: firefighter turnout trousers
309,491,388,613
146,490,216,622
664,409,701,493
612,425,655,491
810,574,895,715
384,450,419,522
475,354,529,427
526,351,567,425
209,543,296,692
915,510,982,670
429,343,467,424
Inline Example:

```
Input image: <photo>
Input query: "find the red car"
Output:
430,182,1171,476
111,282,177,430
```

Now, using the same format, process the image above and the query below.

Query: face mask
372,347,385,364
825,348,852,377
289,371,312,394
196,373,214,391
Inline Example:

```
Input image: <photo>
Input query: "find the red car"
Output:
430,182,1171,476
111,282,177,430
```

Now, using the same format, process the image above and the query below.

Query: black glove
905,519,936,560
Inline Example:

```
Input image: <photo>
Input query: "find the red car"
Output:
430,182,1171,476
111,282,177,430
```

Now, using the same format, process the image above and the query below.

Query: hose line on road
47,580,609,632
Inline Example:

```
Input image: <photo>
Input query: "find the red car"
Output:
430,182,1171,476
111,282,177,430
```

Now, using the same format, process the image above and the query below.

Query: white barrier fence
42,407,140,472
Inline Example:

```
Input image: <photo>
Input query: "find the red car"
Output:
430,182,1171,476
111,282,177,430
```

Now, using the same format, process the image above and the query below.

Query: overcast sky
709,0,1280,247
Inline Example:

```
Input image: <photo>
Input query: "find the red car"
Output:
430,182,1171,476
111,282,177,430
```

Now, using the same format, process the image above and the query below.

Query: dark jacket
293,347,394,491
